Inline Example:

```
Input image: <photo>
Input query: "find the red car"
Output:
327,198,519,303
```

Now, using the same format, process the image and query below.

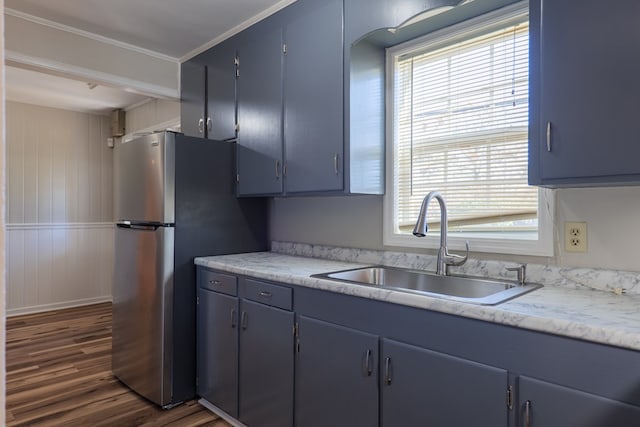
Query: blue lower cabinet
294,316,379,427
518,376,640,427
196,267,640,426
238,299,294,427
380,338,509,426
196,284,239,417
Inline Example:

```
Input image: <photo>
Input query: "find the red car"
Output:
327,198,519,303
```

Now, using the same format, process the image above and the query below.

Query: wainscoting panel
6,101,113,224
6,223,114,316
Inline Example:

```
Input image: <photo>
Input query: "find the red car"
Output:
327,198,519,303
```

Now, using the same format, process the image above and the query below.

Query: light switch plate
564,222,587,253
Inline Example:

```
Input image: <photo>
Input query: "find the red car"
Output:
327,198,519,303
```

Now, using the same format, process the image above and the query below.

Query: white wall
6,101,114,315
270,186,640,273
125,98,180,134
1,0,8,415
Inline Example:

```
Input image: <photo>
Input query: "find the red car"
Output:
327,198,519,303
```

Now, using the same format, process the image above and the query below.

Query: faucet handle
447,241,470,266
506,264,526,286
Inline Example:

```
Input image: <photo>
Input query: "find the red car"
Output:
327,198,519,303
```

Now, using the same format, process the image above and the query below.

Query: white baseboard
198,399,247,427
7,296,113,317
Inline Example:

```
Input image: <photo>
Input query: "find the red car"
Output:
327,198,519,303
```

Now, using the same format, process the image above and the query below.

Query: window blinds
393,19,536,233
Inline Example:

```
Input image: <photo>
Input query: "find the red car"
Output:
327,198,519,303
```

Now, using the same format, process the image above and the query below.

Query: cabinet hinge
196,296,200,305
506,386,513,410
196,377,199,386
235,56,240,78
283,43,287,54
235,123,240,133
236,174,240,184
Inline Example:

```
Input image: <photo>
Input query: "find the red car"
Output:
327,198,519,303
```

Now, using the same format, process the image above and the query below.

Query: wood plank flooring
6,303,231,427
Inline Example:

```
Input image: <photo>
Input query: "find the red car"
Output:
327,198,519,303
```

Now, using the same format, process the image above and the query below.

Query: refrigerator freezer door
112,223,175,407
114,132,175,224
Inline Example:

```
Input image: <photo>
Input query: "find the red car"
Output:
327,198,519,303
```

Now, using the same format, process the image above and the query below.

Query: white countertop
195,252,640,352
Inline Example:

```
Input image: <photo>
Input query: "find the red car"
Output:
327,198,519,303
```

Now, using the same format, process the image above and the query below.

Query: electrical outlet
564,222,587,253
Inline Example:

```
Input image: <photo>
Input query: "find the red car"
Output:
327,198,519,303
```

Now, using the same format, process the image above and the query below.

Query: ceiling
4,0,292,114
5,0,291,59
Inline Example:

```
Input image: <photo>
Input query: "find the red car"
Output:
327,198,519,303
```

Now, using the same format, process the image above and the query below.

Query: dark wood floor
6,303,231,427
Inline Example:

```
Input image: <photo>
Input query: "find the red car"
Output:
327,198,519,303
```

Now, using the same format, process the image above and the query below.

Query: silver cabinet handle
198,118,204,134
546,122,552,152
231,309,237,328
206,116,212,132
241,311,248,330
259,291,272,299
209,279,221,286
364,349,373,376
524,400,532,427
275,160,281,179
333,153,339,175
384,357,392,385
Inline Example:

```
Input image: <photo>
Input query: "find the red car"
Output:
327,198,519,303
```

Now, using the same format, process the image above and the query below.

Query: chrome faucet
412,191,469,275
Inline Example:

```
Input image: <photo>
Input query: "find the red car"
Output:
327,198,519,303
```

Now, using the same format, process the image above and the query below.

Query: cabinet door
381,338,508,426
207,39,237,141
531,0,640,185
196,288,238,417
239,300,294,427
283,0,344,193
295,316,378,427
181,59,206,137
519,376,640,427
236,24,284,196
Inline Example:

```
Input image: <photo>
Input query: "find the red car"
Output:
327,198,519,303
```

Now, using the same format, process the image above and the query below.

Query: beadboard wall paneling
6,224,114,316
6,101,113,224
6,101,115,314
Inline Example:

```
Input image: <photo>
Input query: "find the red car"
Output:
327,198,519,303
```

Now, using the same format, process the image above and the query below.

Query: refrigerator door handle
116,221,172,231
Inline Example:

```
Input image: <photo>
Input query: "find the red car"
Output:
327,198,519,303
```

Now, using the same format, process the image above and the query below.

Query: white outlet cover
564,222,587,253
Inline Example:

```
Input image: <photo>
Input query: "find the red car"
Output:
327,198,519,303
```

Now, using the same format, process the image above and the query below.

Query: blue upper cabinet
529,0,640,187
181,40,237,141
234,0,389,196
206,38,238,141
283,0,344,194
236,23,285,196
180,58,206,138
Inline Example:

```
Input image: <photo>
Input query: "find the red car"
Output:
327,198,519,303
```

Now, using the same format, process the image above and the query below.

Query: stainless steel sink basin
312,266,541,305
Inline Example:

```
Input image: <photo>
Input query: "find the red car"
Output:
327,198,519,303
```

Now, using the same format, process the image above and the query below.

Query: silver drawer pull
231,309,237,328
259,291,272,299
524,400,532,427
546,121,552,152
364,349,373,376
241,311,248,330
209,279,222,286
384,357,392,385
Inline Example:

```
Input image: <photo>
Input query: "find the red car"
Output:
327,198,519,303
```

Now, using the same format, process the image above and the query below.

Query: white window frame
383,1,554,257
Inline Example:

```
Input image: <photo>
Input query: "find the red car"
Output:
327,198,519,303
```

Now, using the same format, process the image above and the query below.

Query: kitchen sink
312,266,541,305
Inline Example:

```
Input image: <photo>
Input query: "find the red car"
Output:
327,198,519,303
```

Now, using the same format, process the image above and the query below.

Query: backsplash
271,241,640,296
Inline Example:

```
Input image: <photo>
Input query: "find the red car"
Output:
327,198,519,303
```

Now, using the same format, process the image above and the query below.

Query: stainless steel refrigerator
112,131,267,408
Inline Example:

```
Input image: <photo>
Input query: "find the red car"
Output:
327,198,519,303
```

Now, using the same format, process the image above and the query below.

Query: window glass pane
393,17,536,235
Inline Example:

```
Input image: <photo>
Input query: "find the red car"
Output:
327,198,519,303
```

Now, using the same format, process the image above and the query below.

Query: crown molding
5,8,179,63
179,0,297,63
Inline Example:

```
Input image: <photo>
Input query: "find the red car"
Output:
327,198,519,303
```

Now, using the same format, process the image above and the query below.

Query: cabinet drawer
243,279,292,310
199,269,237,296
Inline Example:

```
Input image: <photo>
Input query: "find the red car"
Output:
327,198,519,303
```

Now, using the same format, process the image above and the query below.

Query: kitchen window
384,2,554,256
